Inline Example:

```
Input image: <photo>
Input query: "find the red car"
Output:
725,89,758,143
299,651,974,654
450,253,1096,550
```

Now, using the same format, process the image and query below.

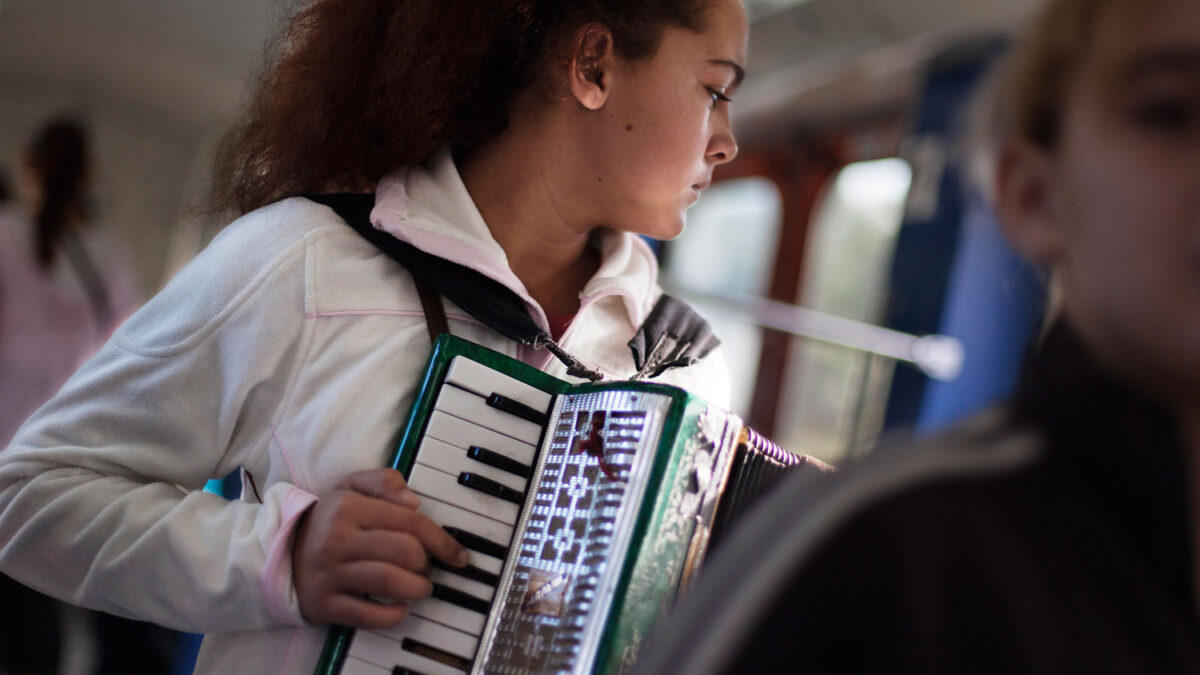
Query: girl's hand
291,468,469,628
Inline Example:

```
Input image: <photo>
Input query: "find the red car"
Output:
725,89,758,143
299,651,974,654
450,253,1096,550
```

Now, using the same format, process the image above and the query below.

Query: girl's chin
655,216,687,241
615,208,686,241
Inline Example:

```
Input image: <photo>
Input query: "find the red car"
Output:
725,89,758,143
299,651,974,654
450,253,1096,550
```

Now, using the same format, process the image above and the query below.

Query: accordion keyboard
341,356,553,675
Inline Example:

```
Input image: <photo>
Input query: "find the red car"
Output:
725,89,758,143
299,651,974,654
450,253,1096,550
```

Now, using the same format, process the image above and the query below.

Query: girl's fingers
337,530,429,572
406,514,471,568
338,468,420,508
294,471,471,626
338,497,469,568
321,592,412,630
333,560,435,603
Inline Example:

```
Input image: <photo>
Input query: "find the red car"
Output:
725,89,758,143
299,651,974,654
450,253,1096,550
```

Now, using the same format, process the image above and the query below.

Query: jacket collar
369,148,660,331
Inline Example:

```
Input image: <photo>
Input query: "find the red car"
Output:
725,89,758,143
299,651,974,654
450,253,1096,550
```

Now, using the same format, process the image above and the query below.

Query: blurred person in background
0,118,137,447
633,0,1200,672
0,119,162,675
0,163,62,675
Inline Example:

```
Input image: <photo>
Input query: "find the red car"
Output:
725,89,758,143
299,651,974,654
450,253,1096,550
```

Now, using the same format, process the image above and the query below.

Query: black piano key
443,526,509,560
392,668,424,675
429,558,500,587
467,445,532,478
458,472,524,505
485,392,548,425
431,583,491,615
401,637,473,671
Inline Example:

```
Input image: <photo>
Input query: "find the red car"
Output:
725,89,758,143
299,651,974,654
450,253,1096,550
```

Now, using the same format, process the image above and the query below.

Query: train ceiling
739,0,1039,144
0,0,1041,146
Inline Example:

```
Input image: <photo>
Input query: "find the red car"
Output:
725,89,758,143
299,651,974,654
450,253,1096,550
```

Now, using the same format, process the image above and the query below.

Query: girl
632,0,1200,672
0,1,747,673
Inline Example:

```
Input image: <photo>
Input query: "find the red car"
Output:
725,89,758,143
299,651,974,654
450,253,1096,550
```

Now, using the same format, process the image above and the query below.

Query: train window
661,177,783,417
776,157,912,463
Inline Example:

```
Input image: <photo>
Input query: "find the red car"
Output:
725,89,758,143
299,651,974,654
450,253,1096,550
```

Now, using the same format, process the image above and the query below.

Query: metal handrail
670,287,965,382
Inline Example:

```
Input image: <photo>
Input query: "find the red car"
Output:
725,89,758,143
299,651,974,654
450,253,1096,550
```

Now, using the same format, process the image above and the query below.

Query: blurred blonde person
635,0,1200,672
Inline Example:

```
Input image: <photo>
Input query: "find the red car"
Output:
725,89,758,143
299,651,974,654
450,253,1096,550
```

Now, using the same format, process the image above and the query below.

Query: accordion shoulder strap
304,193,448,343
304,193,719,380
413,275,449,344
307,193,450,344
304,192,541,346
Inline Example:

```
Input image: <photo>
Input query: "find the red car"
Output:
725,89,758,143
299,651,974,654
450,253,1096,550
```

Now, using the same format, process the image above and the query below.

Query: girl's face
1039,0,1200,399
583,0,747,240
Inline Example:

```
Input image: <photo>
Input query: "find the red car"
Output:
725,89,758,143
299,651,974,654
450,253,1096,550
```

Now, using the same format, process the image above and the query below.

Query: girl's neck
458,122,599,318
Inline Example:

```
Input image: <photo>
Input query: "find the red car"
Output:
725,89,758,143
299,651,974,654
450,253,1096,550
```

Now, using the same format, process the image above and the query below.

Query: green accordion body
315,335,804,675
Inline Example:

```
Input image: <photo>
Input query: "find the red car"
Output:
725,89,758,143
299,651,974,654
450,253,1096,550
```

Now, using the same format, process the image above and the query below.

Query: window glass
776,158,912,463
661,178,783,417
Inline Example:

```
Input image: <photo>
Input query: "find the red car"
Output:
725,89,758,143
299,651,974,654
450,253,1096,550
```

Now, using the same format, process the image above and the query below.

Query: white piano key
464,549,504,577
339,655,391,675
416,438,527,492
417,495,513,551
430,568,494,603
424,411,537,465
445,357,553,413
409,595,487,636
434,385,543,446
375,615,480,661
409,464,520,525
349,630,466,675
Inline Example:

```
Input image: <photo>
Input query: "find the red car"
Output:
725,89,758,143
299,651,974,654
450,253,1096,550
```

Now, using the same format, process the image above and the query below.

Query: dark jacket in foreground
634,324,1200,674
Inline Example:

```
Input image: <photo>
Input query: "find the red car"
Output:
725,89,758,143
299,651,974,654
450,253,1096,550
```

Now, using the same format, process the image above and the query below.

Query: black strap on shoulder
305,193,541,344
413,275,449,342
629,294,721,379
306,193,718,381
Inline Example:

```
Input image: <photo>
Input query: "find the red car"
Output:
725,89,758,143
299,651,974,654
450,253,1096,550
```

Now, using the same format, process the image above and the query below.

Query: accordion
315,335,814,675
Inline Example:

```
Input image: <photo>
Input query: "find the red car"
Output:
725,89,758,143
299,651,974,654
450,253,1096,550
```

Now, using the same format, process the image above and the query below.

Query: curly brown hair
212,0,715,215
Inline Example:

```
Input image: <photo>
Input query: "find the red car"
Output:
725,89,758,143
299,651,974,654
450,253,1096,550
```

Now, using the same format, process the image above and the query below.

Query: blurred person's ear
568,24,615,111
995,139,1063,266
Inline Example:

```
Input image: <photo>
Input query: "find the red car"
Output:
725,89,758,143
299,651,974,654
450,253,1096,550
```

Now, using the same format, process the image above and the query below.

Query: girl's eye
707,87,731,109
1130,97,1198,134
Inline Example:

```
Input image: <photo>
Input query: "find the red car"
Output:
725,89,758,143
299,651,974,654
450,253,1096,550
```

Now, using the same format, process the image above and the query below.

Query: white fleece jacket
0,149,729,674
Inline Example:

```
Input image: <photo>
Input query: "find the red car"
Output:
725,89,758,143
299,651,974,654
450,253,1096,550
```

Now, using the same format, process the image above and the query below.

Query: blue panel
917,189,1044,430
881,37,1045,433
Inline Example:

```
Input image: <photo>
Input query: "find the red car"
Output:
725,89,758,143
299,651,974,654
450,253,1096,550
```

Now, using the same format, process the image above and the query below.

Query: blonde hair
999,0,1115,149
967,0,1117,328
965,0,1114,202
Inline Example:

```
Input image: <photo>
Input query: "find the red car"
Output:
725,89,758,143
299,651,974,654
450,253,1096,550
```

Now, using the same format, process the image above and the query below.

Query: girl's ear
995,139,1065,266
568,24,615,111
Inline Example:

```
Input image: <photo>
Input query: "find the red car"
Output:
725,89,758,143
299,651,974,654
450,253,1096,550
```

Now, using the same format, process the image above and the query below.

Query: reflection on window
661,178,782,417
776,158,912,463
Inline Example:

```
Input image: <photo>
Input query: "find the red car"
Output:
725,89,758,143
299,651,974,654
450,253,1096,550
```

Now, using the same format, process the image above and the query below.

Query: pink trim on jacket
262,487,319,624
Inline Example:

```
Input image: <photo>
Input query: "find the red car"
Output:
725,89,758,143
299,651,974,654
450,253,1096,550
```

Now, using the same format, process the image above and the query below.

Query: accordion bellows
316,336,815,675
